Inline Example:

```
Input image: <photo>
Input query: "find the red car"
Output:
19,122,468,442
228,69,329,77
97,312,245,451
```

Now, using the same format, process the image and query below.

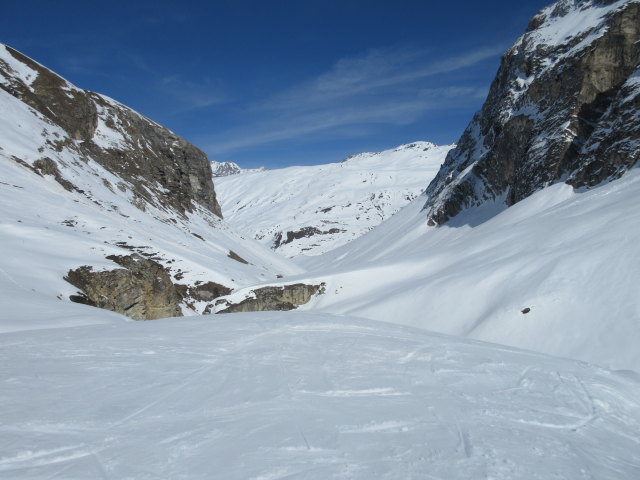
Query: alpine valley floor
1,312,639,479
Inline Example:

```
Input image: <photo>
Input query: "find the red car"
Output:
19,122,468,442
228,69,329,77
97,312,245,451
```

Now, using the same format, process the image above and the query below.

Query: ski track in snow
0,313,639,479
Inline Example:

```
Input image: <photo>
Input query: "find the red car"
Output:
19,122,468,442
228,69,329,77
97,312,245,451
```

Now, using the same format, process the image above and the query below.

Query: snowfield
214,142,452,257
212,168,640,372
1,311,639,479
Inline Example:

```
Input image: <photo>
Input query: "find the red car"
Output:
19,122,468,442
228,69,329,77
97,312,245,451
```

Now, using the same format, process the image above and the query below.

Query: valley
1,0,640,477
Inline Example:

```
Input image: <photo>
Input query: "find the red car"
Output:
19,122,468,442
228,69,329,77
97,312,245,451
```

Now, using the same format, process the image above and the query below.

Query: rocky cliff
423,0,640,225
0,43,303,322
0,44,221,217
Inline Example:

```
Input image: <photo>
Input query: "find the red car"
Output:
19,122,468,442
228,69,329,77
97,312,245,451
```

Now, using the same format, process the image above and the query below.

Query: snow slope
213,169,640,371
2,311,639,479
0,56,303,328
214,142,452,257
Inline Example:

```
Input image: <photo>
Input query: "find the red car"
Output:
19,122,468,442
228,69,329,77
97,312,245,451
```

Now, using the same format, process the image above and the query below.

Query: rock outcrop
211,160,243,177
65,254,183,320
423,0,640,225
216,283,325,314
0,44,221,217
273,226,345,249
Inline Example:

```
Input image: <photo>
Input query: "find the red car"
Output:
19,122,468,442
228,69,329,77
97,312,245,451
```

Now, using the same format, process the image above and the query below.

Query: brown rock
64,254,182,320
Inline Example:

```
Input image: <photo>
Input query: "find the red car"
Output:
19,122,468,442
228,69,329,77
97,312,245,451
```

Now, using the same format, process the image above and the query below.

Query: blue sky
2,0,550,168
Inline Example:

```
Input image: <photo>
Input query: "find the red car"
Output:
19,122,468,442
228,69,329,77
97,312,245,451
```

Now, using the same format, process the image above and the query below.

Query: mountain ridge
423,0,640,225
0,42,303,322
214,141,453,257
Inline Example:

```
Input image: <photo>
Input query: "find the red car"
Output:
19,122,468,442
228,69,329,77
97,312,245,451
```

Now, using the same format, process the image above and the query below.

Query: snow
215,142,452,257
527,0,627,47
1,312,639,479
91,105,130,150
0,65,303,325
514,0,635,73
0,44,39,90
287,169,640,371
2,28,640,478
210,160,265,177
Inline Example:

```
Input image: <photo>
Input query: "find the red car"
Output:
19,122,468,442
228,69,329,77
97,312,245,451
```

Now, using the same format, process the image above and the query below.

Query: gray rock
65,254,183,320
423,0,640,225
216,283,325,314
0,46,221,217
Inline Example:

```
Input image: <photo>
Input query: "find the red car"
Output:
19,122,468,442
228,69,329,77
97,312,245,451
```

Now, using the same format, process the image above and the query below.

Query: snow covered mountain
211,160,244,176
211,0,640,373
423,0,640,225
215,142,452,257
0,43,302,326
288,168,640,371
210,160,266,177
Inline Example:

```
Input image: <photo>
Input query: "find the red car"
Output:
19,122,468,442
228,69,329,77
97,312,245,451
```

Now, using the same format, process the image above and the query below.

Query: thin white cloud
258,45,503,112
205,86,483,155
160,74,228,111
203,44,501,156
126,55,229,112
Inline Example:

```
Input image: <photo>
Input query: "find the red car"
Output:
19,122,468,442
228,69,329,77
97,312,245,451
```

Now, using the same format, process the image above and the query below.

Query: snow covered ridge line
422,0,640,225
210,160,266,176
214,141,453,257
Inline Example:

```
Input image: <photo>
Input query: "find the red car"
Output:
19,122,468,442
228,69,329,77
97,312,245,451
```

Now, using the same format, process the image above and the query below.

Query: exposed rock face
211,161,243,177
216,283,325,314
273,226,345,249
210,160,266,177
227,250,250,264
188,281,232,302
0,45,221,217
65,254,183,320
423,0,640,225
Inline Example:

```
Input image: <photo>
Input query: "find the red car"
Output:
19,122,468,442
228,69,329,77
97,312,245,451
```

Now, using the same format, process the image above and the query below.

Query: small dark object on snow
521,307,531,314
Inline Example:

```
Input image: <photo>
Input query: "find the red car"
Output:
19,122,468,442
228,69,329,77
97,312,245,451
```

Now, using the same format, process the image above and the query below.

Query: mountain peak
422,0,640,225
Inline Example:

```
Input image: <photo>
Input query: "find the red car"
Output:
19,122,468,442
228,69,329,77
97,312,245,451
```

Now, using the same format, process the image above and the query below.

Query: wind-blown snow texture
294,169,640,371
215,142,451,257
1,312,639,479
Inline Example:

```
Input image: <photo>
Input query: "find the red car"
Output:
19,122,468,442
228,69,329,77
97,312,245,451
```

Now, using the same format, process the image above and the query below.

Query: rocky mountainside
0,45,221,218
0,44,303,324
215,142,452,257
423,0,640,225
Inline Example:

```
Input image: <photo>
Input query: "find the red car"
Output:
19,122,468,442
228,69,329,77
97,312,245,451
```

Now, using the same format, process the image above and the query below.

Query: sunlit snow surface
286,169,640,372
214,142,451,257
1,312,639,479
0,79,303,324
